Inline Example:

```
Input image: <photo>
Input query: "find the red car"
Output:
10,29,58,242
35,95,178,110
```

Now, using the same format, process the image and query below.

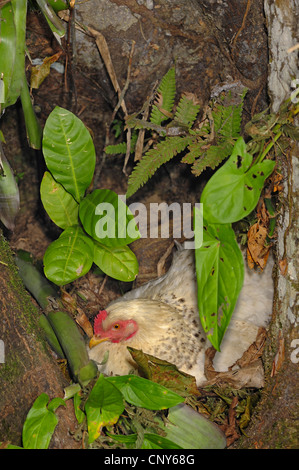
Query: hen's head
89,309,138,348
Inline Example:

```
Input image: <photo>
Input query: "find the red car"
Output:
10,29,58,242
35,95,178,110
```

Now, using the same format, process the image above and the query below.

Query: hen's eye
113,324,120,330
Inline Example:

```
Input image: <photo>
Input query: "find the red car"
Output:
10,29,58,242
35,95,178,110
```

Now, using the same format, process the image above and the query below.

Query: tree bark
235,0,299,449
0,231,80,448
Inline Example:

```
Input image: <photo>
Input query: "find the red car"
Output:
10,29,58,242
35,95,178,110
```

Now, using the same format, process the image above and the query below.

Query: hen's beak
89,335,109,349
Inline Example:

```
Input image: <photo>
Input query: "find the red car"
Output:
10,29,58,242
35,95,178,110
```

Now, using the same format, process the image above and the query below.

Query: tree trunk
235,0,299,449
0,232,80,448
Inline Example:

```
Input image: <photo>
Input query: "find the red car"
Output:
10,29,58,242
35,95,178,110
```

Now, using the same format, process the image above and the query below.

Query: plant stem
20,74,42,150
255,130,282,165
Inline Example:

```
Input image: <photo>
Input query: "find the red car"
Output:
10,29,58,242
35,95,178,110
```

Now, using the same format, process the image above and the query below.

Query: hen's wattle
88,247,274,387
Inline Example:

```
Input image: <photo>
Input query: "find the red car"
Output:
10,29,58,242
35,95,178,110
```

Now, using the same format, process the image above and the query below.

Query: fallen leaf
219,396,239,446
128,347,200,397
204,346,265,389
236,327,267,368
76,306,94,338
247,222,271,270
30,52,63,90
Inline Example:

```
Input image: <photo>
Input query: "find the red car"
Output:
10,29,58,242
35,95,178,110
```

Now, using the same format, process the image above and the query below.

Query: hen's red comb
94,310,108,335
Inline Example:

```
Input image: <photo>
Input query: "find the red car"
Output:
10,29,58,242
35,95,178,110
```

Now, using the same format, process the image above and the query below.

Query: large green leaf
194,208,244,350
36,0,65,41
162,404,226,449
40,171,79,229
200,137,276,223
93,242,138,282
42,107,96,203
43,225,94,285
0,0,27,110
79,189,140,247
85,374,124,444
22,393,65,449
0,146,20,230
105,375,184,410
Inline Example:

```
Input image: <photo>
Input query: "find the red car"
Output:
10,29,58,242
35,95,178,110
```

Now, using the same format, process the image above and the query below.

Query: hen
88,247,274,387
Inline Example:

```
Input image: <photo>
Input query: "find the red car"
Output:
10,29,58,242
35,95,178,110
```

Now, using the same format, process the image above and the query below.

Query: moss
0,356,25,383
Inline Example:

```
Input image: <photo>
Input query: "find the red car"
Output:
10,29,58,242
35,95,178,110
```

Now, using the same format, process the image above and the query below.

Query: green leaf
0,0,27,110
127,348,199,398
141,433,182,449
150,67,176,125
0,146,20,230
43,225,94,285
85,374,124,444
20,73,42,149
105,142,127,155
106,430,182,449
79,189,140,247
200,137,276,223
106,432,137,448
22,393,65,449
162,404,226,449
40,171,79,229
47,0,69,12
36,0,65,40
73,392,86,424
42,106,96,203
174,94,200,128
212,89,246,140
93,242,138,282
0,443,23,449
191,140,234,177
194,211,244,350
105,375,184,410
126,136,192,198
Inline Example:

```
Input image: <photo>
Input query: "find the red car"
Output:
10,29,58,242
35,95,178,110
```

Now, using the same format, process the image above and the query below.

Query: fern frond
181,139,204,164
213,105,241,139
174,93,200,128
105,142,128,155
150,67,176,125
126,135,191,198
191,140,234,176
125,116,166,135
105,133,138,155
212,88,247,140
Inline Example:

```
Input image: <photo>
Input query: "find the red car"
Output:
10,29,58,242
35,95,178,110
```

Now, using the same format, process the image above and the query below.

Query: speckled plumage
88,247,274,386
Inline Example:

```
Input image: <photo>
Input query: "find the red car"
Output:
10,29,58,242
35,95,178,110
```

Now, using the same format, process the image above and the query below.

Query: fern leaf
215,105,241,139
105,133,138,155
212,88,247,140
105,142,128,155
174,93,200,128
191,140,234,177
181,139,204,164
126,136,191,198
125,116,166,135
150,67,176,125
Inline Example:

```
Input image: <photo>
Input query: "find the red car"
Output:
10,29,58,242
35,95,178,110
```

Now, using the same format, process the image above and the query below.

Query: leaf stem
254,130,282,165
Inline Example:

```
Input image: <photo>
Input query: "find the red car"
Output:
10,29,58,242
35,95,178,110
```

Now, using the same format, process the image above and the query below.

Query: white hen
88,247,274,387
